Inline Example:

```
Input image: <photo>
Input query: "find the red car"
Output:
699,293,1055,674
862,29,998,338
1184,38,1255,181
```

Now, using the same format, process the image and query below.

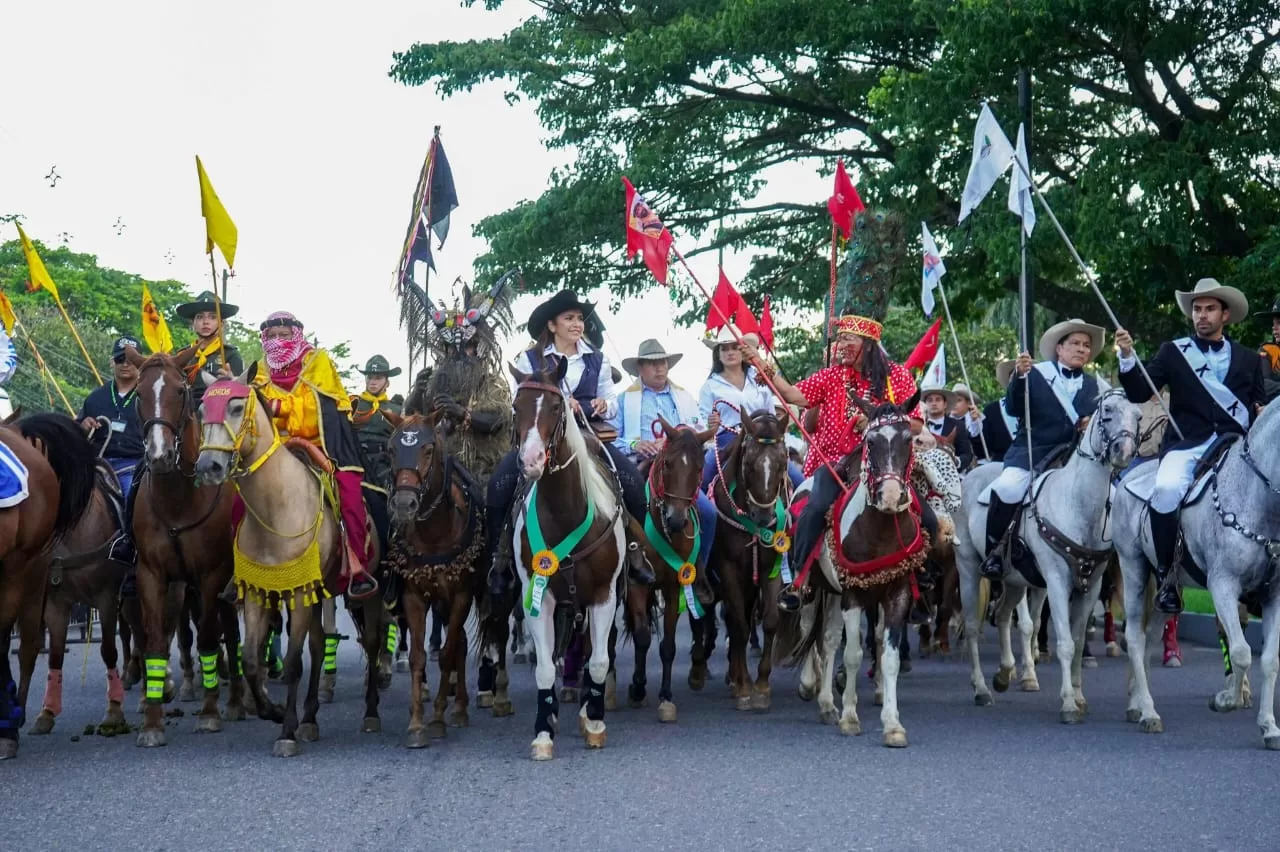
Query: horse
913,445,964,657
707,409,791,712
0,414,98,759
385,413,505,748
955,388,1140,722
1114,398,1280,746
508,361,626,760
127,348,245,748
624,417,715,723
195,377,377,757
788,395,925,747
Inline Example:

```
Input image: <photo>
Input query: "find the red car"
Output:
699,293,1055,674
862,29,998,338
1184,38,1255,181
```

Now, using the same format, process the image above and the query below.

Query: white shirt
513,340,619,419
927,416,946,434
698,367,779,429
964,413,983,437
1120,339,1231,382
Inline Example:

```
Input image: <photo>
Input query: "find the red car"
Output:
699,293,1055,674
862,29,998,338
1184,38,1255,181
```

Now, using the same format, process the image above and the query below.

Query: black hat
1253,296,1280,319
112,336,141,358
357,354,402,378
527,290,596,342
175,290,240,320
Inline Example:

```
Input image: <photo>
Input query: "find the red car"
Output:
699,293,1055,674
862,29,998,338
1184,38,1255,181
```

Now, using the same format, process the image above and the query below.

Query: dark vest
1002,366,1100,471
979,399,1015,462
529,348,603,410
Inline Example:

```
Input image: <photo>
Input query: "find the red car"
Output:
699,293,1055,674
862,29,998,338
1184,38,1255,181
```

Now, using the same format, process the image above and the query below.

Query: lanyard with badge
110,382,136,434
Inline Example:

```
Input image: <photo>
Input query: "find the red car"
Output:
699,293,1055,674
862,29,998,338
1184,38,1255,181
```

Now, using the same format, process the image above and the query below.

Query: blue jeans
700,430,803,491
106,456,138,496
693,491,716,568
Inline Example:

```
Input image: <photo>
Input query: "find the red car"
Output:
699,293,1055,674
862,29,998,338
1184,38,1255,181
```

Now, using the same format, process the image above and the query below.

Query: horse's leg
687,603,709,691
1017,589,1042,692
273,598,310,756
30,594,68,735
240,601,280,723
722,565,751,710
958,550,993,707
297,604,324,741
993,584,1020,693
797,602,819,701
816,592,842,725
446,590,472,729
12,562,45,751
358,596,383,734
120,597,142,689
625,579,651,710
581,575,618,750
134,561,170,747
0,582,20,759
1209,576,1251,713
1068,574,1104,715
176,593,197,703
1254,600,1280,749
753,576,779,711
429,593,456,738
216,598,246,721
839,601,863,736
656,586,679,721
192,575,227,734
880,594,909,748
1043,571,1081,724
529,594,559,761
402,589,429,748
97,588,127,732
319,597,338,703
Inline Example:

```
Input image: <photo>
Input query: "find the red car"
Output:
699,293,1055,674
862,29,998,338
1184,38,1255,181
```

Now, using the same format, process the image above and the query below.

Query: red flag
760,295,774,349
734,296,761,336
623,177,674,284
903,318,943,371
707,268,741,331
827,159,866,240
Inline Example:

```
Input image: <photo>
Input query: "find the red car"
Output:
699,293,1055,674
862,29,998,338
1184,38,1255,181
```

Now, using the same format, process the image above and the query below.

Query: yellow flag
15,224,60,302
140,284,173,354
196,155,238,268
0,293,16,336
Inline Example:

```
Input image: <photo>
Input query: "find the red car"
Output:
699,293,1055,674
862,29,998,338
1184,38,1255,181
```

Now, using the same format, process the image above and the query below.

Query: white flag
924,343,946,388
958,104,1015,222
921,221,946,317
1007,123,1036,236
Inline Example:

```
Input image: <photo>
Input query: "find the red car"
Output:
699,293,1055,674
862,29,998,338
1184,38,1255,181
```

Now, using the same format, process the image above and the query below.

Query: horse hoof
319,689,334,705
883,729,908,748
162,680,177,704
513,652,528,666
724,671,733,687
628,694,647,709
406,728,430,749
751,690,771,712
492,700,515,718
1019,678,1040,693
974,693,993,707
797,682,817,702
531,739,554,761
136,728,166,748
477,691,494,709
427,720,447,740
657,700,677,723
362,717,381,734
735,695,752,712
1060,709,1083,725
1210,692,1237,713
178,681,196,703
0,739,16,760
222,704,247,722
818,706,839,725
687,670,706,692
1106,642,1121,658
1164,654,1182,668
194,714,223,734
1125,709,1142,723
1076,698,1089,715
395,658,409,673
296,723,320,743
449,712,469,729
1083,656,1098,669
1263,735,1280,751
584,722,606,749
377,673,393,691
839,718,862,737
272,739,300,758
559,687,579,704
29,710,55,735
993,668,1013,693
1140,717,1164,734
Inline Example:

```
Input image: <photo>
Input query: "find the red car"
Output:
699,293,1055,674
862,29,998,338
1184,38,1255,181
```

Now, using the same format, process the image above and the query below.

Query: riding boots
1148,509,1183,614
980,496,1019,579
626,537,656,585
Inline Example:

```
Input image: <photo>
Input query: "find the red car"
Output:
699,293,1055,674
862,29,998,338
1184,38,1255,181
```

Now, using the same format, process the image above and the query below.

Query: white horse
956,389,1141,721
1114,400,1280,747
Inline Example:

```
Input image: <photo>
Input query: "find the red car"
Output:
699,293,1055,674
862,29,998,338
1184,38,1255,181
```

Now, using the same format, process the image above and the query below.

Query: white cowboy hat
701,325,761,350
1175,277,1249,324
951,382,982,406
996,359,1016,389
1038,318,1105,363
918,382,956,409
621,338,684,376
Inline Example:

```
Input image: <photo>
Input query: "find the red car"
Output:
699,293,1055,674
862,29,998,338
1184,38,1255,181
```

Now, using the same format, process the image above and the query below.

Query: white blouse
698,367,779,429
513,340,619,419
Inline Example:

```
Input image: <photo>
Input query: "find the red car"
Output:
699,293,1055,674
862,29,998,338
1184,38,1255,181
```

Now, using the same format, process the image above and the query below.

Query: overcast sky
1,0,830,397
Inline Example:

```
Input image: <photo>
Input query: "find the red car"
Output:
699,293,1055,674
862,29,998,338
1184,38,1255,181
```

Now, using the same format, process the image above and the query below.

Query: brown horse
127,347,244,748
790,396,924,747
509,362,626,760
0,414,98,759
384,413,507,748
706,409,792,712
625,417,714,723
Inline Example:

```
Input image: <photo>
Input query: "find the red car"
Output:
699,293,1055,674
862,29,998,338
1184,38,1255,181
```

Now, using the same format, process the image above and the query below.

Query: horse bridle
197,386,281,478
734,412,788,511
859,410,914,496
390,425,448,521
1073,389,1137,467
139,361,194,462
648,422,700,505
514,380,574,472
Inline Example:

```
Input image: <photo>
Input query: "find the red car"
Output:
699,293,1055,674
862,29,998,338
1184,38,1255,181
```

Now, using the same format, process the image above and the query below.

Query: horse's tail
17,413,98,541
621,586,658,647
780,588,828,668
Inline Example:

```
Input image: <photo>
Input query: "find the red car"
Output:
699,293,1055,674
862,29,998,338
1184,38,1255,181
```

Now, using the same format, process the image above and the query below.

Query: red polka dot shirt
795,362,920,477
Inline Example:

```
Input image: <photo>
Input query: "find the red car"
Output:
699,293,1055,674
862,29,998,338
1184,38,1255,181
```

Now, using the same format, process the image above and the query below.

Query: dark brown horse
625,417,714,723
509,361,625,760
706,408,791,712
127,347,244,747
0,414,98,759
384,413,506,748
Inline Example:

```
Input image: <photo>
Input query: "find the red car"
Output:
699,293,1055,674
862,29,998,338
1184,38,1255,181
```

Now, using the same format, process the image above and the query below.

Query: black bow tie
1058,366,1082,379
928,421,943,433
1194,337,1225,353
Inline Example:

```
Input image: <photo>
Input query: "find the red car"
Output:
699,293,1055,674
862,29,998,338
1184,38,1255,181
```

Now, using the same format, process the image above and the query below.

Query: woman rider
745,314,928,612
486,290,654,596
248,311,378,598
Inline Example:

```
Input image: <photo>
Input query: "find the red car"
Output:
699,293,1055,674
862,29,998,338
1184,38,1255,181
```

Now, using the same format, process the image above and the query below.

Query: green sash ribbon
727,482,791,582
523,481,596,617
643,482,704,617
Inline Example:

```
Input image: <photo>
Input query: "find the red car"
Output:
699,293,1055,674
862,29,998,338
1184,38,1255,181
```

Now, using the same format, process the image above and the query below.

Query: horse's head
1084,389,1140,471
509,360,570,480
133,346,197,474
651,416,714,533
737,407,789,527
852,396,915,513
387,413,444,525
194,379,263,486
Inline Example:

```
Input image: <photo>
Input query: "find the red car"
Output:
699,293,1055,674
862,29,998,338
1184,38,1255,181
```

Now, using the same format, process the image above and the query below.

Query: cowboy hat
1175,278,1249,324
701,324,761,350
357,354,402,378
621,339,683,376
175,290,239,320
527,290,596,341
996,359,1016,389
951,382,982,406
1252,295,1280,320
1038,318,1105,363
918,382,956,409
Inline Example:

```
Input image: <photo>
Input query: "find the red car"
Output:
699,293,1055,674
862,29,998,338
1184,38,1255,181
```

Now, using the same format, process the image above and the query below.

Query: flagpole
420,127,441,369
208,254,227,369
52,296,102,384
1018,199,1035,470
15,318,75,415
825,223,837,368
934,281,990,459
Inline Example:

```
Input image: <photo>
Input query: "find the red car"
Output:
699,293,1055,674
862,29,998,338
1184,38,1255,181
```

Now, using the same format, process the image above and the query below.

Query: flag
903,318,943,371
15,224,60,302
196,156,238,268
623,177,673,284
706,268,741,331
760,295,774,349
921,222,946,317
958,104,1015,222
827,159,866,240
412,135,461,272
140,284,173,354
923,343,946,387
1007,123,1036,237
0,293,16,336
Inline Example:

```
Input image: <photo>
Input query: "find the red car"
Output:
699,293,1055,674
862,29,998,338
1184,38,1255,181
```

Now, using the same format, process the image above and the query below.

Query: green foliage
392,0,1280,371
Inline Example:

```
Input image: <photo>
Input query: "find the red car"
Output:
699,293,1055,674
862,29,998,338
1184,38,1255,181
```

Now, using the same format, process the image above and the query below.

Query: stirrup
348,572,379,601
626,541,655,584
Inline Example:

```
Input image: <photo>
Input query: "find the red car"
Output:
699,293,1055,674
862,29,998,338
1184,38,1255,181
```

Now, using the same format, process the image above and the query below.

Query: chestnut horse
127,347,245,748
706,409,792,712
509,362,625,760
0,414,98,759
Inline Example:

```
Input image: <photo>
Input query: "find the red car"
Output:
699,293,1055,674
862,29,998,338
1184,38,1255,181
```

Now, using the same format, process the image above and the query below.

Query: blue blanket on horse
0,441,29,508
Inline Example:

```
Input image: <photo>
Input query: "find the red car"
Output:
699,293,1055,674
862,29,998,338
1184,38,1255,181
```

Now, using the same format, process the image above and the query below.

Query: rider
79,336,145,559
919,383,974,469
749,314,921,612
1254,296,1280,403
486,289,653,596
174,290,243,400
976,360,1019,464
249,311,377,598
350,355,404,491
981,319,1108,579
1114,278,1266,613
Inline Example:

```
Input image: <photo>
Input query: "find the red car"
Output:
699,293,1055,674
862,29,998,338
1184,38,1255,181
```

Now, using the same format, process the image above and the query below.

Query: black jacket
979,400,1016,462
1119,338,1264,453
925,415,973,469
1002,365,1103,471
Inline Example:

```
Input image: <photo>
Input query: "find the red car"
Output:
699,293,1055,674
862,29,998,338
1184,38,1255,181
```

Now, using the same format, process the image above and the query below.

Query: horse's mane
16,413,98,540
559,399,617,518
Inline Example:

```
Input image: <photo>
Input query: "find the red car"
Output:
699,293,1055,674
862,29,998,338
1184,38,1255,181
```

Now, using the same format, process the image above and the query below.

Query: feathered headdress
830,209,905,333
414,269,518,371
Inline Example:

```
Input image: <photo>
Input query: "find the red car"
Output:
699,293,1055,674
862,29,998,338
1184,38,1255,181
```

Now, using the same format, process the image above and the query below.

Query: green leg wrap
200,653,219,690
235,642,243,678
263,630,279,664
145,657,167,703
1221,633,1233,677
385,623,399,656
324,633,339,674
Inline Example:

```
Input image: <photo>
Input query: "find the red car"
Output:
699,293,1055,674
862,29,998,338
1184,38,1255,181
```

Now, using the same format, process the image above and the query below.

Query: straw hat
1038,318,1105,362
621,339,683,375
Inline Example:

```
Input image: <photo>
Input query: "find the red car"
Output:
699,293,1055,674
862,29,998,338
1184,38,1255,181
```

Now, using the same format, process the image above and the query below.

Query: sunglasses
112,354,128,365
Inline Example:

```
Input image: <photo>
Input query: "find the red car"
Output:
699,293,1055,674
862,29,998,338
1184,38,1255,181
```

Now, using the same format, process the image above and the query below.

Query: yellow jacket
251,350,350,442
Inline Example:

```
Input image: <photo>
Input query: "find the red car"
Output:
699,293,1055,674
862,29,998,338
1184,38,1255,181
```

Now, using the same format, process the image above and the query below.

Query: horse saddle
1120,433,1238,508
95,461,128,546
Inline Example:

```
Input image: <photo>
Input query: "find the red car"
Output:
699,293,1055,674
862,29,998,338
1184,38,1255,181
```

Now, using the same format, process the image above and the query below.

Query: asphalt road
0,611,1275,852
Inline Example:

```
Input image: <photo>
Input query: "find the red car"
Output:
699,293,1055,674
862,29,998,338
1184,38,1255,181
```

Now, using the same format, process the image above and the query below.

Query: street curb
1176,612,1261,654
